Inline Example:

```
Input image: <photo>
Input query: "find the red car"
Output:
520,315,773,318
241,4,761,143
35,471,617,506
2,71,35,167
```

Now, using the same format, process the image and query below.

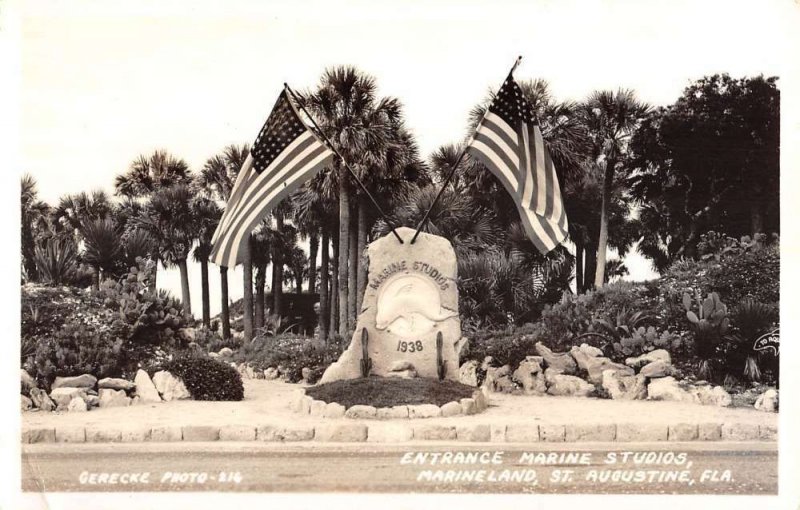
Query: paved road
22,442,777,494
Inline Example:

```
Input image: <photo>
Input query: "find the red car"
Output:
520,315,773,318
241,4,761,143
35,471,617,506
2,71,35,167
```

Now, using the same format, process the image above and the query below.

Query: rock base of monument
290,379,489,419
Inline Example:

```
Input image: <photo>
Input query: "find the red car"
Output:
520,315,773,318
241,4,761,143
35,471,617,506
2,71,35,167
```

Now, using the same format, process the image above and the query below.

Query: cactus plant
360,328,372,378
436,331,446,381
682,291,731,380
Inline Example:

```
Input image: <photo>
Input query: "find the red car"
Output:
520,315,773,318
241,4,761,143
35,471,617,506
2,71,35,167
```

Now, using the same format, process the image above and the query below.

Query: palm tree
192,196,222,327
581,90,649,288
81,218,122,288
21,174,51,281
301,66,406,336
133,185,198,315
52,190,113,245
115,150,192,199
250,222,272,330
197,144,250,337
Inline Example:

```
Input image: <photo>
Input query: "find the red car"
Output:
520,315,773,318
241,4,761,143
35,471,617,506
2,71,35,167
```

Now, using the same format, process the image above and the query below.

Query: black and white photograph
3,0,799,508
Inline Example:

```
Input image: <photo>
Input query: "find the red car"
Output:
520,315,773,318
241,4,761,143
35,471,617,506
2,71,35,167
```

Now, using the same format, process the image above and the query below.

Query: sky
16,0,799,318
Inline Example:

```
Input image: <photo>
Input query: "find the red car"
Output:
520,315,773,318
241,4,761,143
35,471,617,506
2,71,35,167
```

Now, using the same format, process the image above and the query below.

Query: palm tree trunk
356,200,368,315
178,258,192,316
319,230,329,343
242,237,254,342
92,266,100,290
331,230,340,337
220,267,231,339
575,242,584,295
584,242,597,292
273,217,284,318
337,173,350,337
308,232,318,294
594,160,615,289
255,264,266,329
200,259,210,327
150,257,158,292
347,204,358,328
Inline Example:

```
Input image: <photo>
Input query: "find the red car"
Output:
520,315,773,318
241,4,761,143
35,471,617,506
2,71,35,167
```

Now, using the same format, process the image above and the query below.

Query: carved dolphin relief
375,273,457,338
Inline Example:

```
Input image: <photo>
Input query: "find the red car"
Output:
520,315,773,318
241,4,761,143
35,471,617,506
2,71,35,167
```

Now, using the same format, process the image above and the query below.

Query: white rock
459,360,479,386
512,356,546,395
545,371,595,397
152,370,191,401
754,389,778,412
98,388,131,408
647,376,698,404
578,343,604,357
218,347,234,357
21,395,33,411
67,396,88,412
21,369,36,393
133,369,162,403
601,369,647,400
50,387,88,408
639,360,674,378
625,349,672,369
98,377,136,392
52,374,97,390
535,342,577,374
29,387,55,411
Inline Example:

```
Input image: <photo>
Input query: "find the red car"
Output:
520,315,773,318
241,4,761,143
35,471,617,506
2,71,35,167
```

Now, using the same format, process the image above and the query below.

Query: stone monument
319,227,465,383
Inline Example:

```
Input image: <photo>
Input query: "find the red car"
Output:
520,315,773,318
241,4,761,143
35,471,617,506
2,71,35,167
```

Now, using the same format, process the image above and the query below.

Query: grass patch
306,377,476,408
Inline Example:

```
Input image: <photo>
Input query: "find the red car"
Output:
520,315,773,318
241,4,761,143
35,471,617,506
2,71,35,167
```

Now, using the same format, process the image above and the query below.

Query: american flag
466,74,568,255
210,89,334,268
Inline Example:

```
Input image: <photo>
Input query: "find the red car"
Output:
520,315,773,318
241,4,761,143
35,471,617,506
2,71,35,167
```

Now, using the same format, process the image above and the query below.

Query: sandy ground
22,380,778,430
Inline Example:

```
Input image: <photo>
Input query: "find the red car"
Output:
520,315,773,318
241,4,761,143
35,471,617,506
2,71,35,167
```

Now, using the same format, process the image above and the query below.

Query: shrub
706,244,779,306
233,334,340,383
460,324,544,368
159,354,244,401
34,238,79,286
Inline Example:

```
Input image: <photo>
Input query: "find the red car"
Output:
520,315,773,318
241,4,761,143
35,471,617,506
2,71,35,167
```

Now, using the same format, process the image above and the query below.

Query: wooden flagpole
284,83,405,244
410,56,523,244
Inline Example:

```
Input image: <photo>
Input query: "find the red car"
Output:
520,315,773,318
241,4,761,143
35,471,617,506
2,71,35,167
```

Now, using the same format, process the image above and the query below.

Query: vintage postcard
5,0,799,508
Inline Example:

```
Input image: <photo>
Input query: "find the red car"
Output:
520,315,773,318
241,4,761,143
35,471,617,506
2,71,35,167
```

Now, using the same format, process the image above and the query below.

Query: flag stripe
211,141,330,266
217,149,333,267
465,75,568,255
209,89,334,268
214,133,317,244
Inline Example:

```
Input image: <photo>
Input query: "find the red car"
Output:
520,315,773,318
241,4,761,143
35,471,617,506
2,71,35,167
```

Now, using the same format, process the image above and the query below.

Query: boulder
577,343,604,358
99,388,131,408
441,401,462,417
646,376,698,404
21,369,36,394
483,365,513,393
625,349,671,369
218,347,234,357
67,396,88,412
639,360,674,378
385,369,417,379
480,356,494,371
535,342,577,374
545,369,595,397
319,228,463,383
208,352,219,359
29,387,55,411
98,377,136,392
512,356,547,395
264,367,279,380
601,369,647,400
182,327,197,341
133,369,162,403
21,395,33,411
459,360,479,386
570,346,634,384
754,389,778,412
85,395,100,407
52,374,97,390
152,371,191,401
50,387,88,408
345,405,378,419
694,385,732,407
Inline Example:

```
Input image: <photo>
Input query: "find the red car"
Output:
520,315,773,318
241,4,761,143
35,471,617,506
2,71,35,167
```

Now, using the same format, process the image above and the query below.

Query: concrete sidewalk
21,380,778,444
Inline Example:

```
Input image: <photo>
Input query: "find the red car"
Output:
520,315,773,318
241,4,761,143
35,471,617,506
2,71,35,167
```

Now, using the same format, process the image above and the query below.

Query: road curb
21,421,778,444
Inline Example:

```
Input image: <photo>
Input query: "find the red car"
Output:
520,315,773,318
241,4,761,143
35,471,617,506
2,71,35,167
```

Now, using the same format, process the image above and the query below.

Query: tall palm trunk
177,258,192,316
337,173,350,337
331,230,340,337
92,267,101,290
574,242,584,295
347,204,358,327
200,258,210,327
273,217,284,317
150,257,159,292
220,267,231,339
242,237,254,342
255,264,266,329
308,232,319,294
594,159,616,289
356,200,368,315
319,230,329,343
584,242,598,292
